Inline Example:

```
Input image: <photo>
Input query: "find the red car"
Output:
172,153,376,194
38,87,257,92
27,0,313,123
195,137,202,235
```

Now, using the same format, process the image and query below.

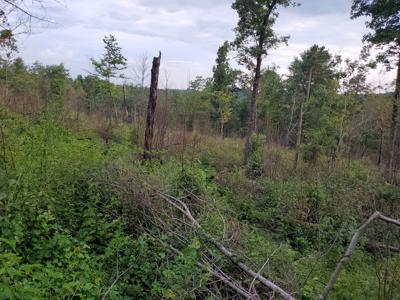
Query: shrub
246,134,266,177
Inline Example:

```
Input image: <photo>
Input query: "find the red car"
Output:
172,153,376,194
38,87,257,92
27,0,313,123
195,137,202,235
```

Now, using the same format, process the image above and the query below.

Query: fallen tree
320,211,400,300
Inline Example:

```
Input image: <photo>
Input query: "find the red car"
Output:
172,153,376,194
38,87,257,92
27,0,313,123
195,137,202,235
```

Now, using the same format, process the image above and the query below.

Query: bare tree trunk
336,95,348,159
286,96,296,146
220,118,225,139
293,101,305,170
244,56,262,164
122,84,129,120
294,68,313,170
378,127,384,167
144,52,161,160
386,53,400,181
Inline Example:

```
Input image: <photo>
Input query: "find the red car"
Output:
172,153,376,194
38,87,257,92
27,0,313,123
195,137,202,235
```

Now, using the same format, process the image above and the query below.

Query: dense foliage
0,110,399,299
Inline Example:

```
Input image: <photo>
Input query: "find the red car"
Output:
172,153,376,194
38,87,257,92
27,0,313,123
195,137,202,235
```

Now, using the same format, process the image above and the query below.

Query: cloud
17,0,395,88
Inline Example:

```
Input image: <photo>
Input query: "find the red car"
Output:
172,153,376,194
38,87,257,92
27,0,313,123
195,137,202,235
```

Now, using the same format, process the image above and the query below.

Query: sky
17,0,396,89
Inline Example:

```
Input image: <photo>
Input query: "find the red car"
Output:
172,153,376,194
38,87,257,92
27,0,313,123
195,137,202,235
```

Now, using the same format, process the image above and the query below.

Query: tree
258,68,288,143
134,53,150,88
0,29,17,104
231,0,297,164
213,91,233,138
336,59,369,158
212,41,236,92
91,34,127,82
91,34,127,131
211,41,237,138
351,0,400,180
288,45,336,168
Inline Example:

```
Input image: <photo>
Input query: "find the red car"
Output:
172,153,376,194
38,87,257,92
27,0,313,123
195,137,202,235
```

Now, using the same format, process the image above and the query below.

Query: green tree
91,34,127,81
258,68,288,143
212,41,236,92
0,29,17,104
351,0,400,180
91,34,127,134
30,63,69,115
0,30,17,67
231,0,296,164
211,41,237,137
213,91,233,138
288,45,336,168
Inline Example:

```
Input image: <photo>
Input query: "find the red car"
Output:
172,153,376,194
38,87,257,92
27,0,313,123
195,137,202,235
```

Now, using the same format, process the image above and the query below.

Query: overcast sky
18,0,396,89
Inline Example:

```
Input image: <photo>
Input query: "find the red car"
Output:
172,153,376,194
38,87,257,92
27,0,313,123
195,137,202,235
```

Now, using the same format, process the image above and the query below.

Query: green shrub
246,134,266,177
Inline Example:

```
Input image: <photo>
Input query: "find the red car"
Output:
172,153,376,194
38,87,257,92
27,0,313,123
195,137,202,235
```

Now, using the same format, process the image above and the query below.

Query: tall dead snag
320,211,400,300
144,52,161,160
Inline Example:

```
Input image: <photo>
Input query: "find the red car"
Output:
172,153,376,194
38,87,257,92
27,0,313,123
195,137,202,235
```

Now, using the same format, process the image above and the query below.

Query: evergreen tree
211,41,236,137
231,0,297,163
351,0,400,180
91,34,127,133
212,41,235,92
91,34,127,81
288,45,336,167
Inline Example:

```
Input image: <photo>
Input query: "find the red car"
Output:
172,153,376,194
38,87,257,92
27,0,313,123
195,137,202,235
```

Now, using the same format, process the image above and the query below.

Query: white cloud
16,0,395,89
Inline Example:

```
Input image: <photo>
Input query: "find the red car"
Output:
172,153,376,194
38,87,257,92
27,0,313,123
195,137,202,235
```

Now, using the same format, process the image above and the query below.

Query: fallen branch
157,192,295,300
320,211,400,300
249,244,283,295
148,232,258,299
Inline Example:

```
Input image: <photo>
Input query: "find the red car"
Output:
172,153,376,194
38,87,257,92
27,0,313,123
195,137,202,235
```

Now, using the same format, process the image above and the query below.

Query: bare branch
320,211,400,300
148,232,257,299
1,0,53,23
249,244,283,295
156,192,296,300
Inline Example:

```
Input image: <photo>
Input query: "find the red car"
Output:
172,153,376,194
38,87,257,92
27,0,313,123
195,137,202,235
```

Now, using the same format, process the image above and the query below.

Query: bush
246,134,266,177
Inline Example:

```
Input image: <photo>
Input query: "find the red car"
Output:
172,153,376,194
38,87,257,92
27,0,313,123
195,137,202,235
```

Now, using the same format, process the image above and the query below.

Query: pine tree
231,0,297,164
351,0,400,180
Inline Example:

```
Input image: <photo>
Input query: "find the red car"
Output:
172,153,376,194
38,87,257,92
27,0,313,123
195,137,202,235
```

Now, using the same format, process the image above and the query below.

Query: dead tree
320,211,400,300
143,52,161,160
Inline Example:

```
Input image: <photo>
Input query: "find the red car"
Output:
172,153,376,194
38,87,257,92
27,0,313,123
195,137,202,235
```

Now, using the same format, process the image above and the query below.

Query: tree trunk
294,67,313,170
243,4,276,165
220,119,225,139
122,84,129,120
336,95,348,158
293,100,305,170
386,54,400,181
244,55,263,164
144,52,161,160
286,96,296,146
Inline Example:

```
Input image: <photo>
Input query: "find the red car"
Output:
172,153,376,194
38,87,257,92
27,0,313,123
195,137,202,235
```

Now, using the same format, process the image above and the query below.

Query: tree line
0,0,399,180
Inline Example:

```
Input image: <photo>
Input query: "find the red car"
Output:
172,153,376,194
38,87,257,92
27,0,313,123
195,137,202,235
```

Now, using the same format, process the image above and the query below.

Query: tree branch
148,232,258,299
320,211,400,300
1,0,55,23
157,192,296,300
